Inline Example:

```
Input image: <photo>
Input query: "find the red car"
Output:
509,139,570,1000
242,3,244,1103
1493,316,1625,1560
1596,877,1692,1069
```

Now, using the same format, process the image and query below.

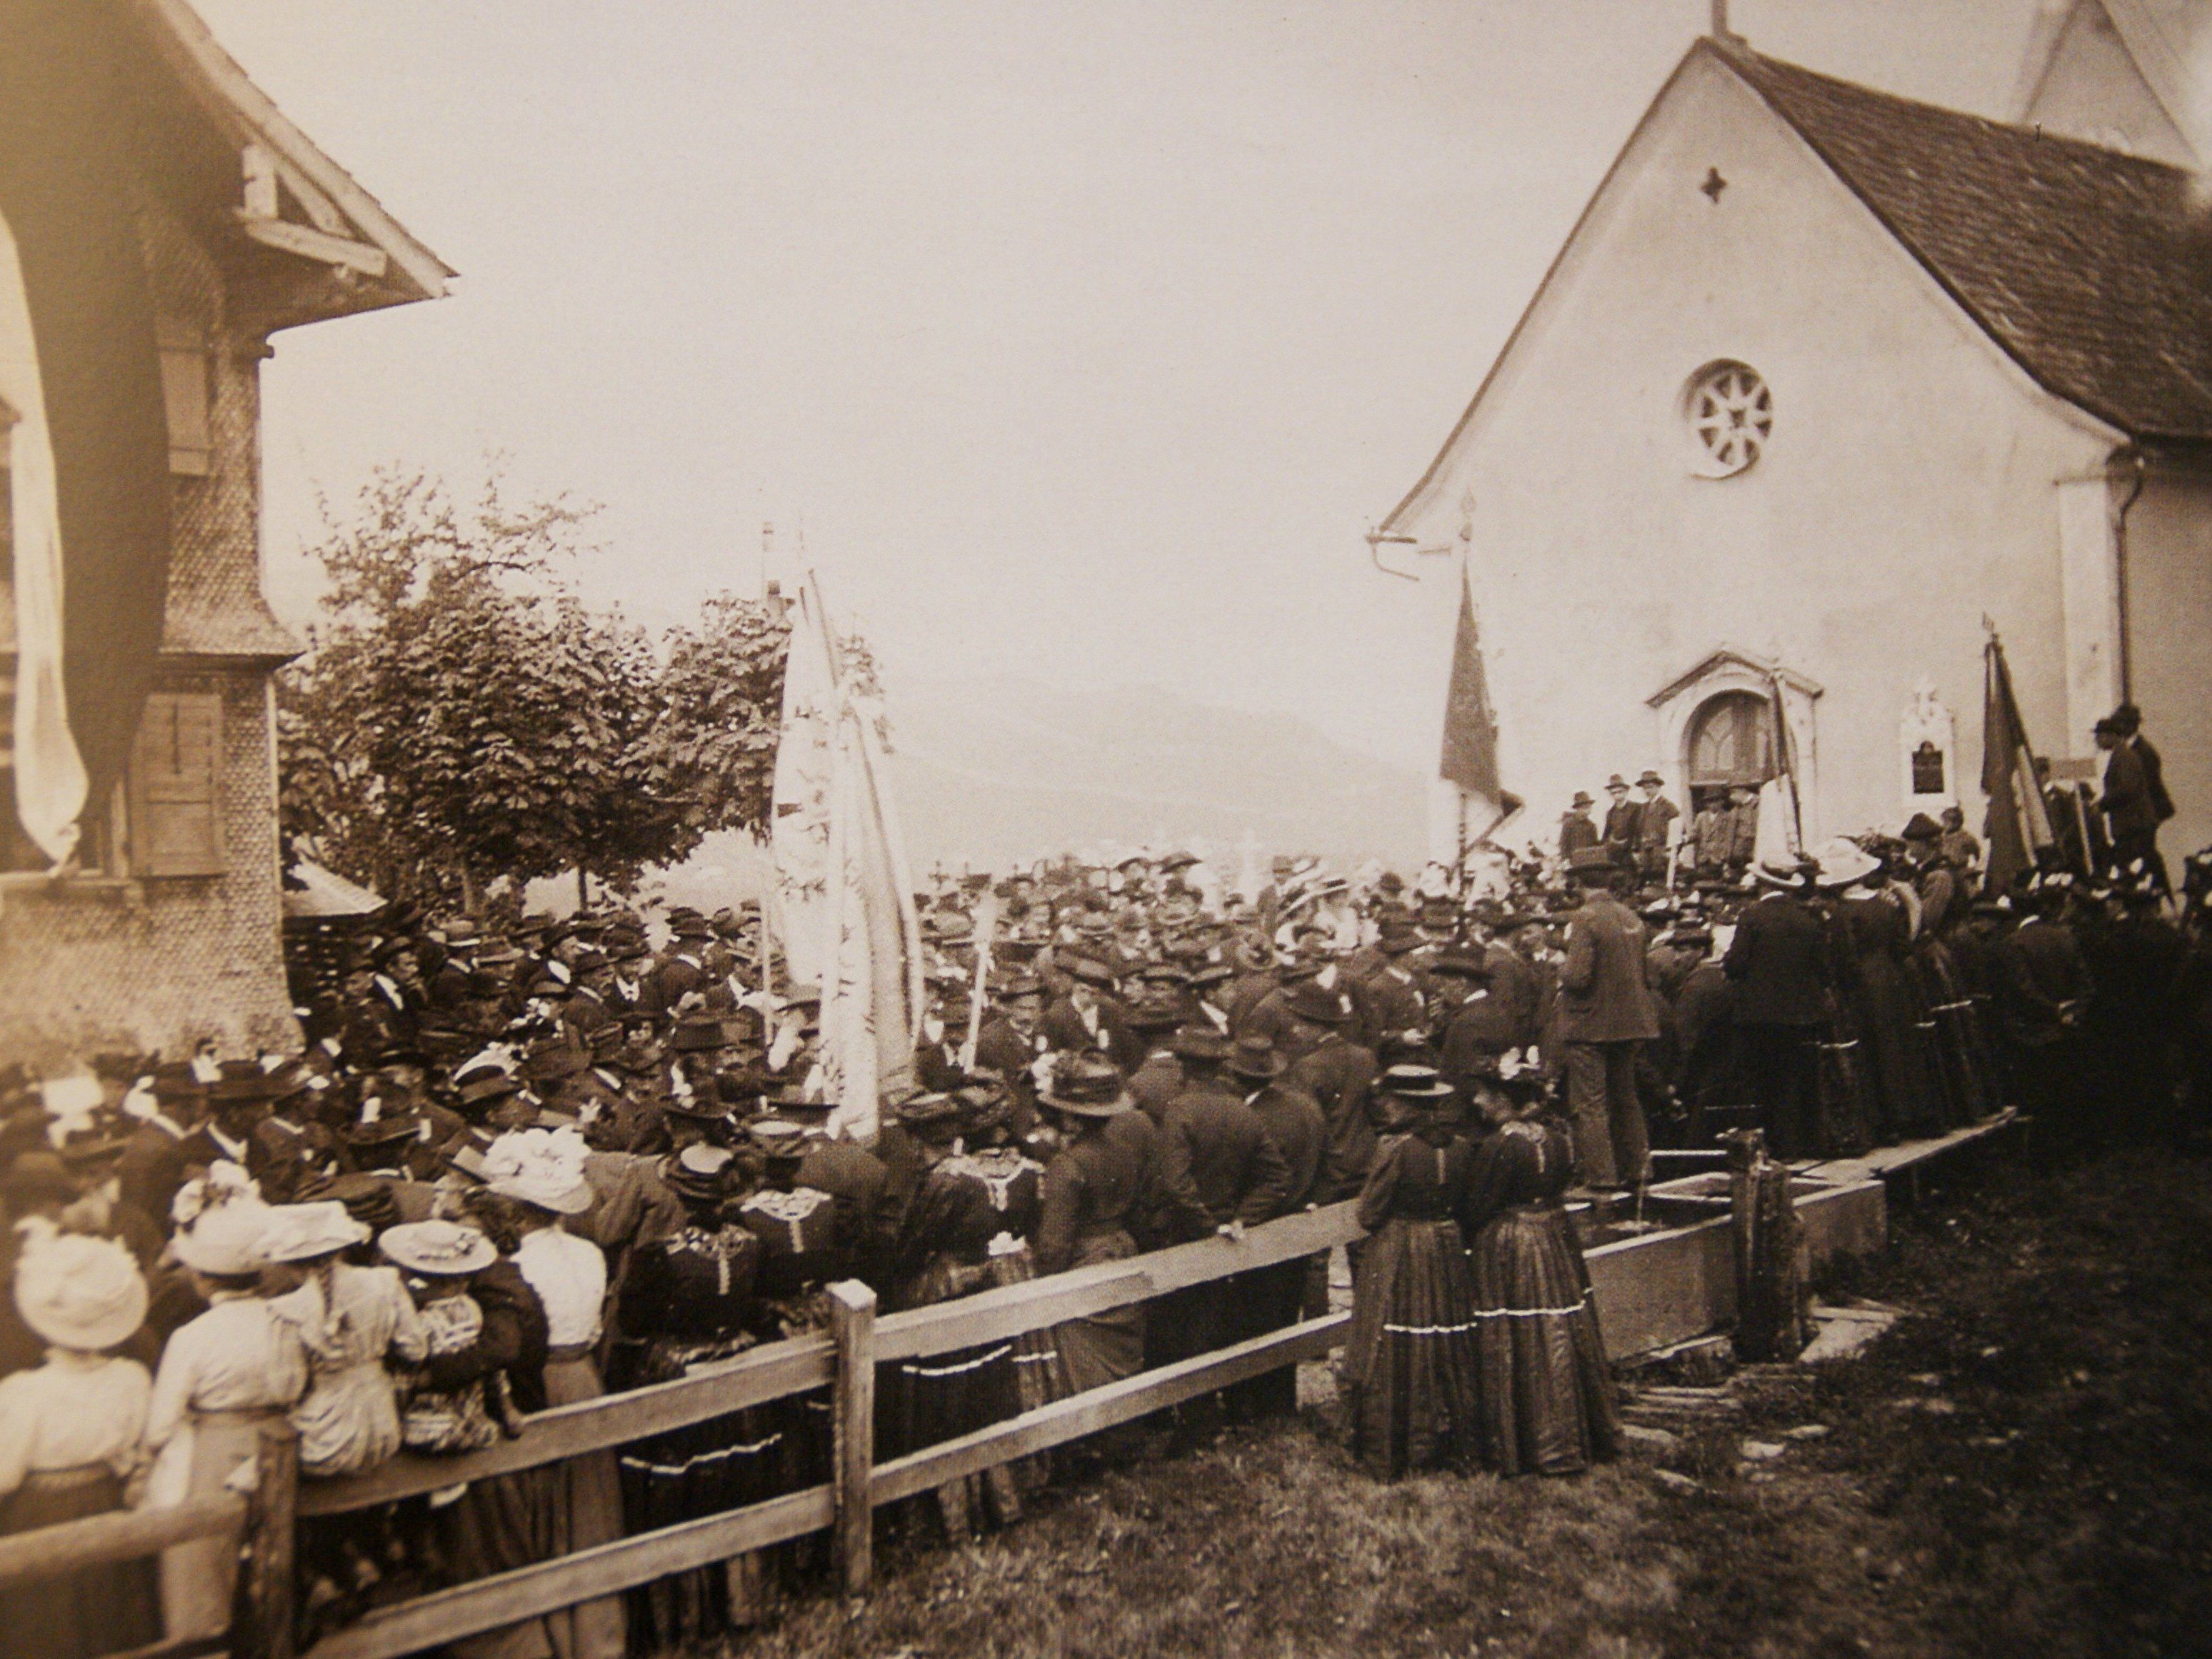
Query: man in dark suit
1993,882,2096,1152
1042,956,1142,1071
1633,771,1681,879
2103,707,2173,893
1723,859,1831,1158
1280,979,1378,1201
972,973,1051,1135
1559,851,1660,1188
1601,775,1641,862
1223,1033,1326,1419
116,1062,206,1226
1559,791,1601,856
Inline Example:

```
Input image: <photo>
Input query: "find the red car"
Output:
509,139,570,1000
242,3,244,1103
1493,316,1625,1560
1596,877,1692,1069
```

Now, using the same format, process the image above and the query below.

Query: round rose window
1683,361,1772,478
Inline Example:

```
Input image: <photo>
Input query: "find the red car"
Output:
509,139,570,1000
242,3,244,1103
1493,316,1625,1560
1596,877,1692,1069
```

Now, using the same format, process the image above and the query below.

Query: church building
1379,17,2212,868
0,1,449,1064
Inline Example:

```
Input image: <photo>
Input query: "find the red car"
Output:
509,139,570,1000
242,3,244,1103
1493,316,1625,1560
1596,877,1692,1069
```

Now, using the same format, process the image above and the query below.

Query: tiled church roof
1734,46,2212,441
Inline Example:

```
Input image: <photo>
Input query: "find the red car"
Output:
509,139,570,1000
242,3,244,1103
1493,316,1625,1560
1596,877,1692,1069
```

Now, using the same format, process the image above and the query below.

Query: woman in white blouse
471,1132,626,1659
0,1231,161,1659
144,1198,309,1640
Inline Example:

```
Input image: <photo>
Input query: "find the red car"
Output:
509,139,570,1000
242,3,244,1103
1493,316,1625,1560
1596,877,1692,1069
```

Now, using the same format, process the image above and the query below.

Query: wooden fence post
235,1417,300,1659
829,1280,876,1598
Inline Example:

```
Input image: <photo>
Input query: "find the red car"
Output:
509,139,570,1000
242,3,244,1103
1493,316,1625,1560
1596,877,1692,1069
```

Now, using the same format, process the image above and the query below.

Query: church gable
1381,41,2113,546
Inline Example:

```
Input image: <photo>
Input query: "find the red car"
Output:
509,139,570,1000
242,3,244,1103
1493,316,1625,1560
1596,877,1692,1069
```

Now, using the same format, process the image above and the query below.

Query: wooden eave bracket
236,142,386,280
234,209,389,280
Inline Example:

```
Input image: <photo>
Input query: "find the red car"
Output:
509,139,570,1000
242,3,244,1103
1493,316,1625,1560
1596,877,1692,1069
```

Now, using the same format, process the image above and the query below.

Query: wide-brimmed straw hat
1377,1063,1455,1103
484,1126,594,1215
174,1201,276,1275
380,1219,499,1277
263,1201,373,1263
14,1232,147,1350
1810,837,1881,891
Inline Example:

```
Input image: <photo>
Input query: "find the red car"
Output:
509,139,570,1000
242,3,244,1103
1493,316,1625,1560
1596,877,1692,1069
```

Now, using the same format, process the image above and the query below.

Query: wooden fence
0,1134,1943,1659
0,1200,1365,1659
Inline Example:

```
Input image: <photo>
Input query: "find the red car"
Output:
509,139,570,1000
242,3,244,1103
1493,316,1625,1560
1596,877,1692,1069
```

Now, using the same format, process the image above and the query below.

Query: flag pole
1455,792,1469,901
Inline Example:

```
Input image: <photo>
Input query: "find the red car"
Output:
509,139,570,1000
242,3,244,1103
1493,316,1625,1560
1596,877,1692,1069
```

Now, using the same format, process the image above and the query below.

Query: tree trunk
460,863,482,919
577,867,590,912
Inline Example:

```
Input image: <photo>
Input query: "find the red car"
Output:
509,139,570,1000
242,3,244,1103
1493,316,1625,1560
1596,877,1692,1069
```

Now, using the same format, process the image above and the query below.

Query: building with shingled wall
0,0,449,1066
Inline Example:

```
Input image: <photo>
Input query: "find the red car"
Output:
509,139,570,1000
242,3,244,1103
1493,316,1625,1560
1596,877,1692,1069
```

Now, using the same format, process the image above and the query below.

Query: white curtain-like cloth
0,206,85,864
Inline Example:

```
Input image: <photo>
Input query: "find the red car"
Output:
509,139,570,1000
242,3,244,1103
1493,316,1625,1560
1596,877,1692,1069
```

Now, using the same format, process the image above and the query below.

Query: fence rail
6,1200,1366,1659
0,1493,246,1588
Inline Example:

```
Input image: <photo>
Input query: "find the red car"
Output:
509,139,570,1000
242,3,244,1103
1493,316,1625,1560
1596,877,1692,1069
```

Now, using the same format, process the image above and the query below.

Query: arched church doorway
1685,690,1776,813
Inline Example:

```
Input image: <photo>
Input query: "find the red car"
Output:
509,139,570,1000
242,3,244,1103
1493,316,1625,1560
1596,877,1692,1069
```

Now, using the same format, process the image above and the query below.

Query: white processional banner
768,575,839,992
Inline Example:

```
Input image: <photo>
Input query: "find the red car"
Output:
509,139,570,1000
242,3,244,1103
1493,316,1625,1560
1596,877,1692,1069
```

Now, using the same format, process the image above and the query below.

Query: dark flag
1439,571,1520,836
1980,631,2054,895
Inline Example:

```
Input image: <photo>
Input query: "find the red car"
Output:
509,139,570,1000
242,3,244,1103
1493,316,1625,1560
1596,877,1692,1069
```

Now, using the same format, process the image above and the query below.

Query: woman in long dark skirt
879,1090,1037,1538
612,1144,771,1649
1461,1057,1621,1477
1343,1065,1482,1478
1837,873,1944,1141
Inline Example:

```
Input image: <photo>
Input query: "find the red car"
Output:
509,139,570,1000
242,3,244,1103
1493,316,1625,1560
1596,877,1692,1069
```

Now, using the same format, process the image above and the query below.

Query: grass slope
720,1146,2212,1658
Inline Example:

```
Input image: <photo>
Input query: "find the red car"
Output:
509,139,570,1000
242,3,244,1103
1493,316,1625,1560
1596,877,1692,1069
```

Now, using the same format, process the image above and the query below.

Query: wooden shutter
129,692,225,876
157,323,211,476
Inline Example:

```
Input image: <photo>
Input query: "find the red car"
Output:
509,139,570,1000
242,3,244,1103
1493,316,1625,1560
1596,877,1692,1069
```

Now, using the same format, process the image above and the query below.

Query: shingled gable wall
1382,42,2125,858
0,169,300,1068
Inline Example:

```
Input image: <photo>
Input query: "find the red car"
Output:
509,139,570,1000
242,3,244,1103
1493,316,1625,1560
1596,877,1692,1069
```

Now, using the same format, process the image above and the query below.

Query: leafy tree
280,466,857,914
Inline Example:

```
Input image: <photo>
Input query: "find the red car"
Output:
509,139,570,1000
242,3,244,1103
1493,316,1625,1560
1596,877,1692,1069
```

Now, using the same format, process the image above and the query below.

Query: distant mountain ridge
881,675,1426,872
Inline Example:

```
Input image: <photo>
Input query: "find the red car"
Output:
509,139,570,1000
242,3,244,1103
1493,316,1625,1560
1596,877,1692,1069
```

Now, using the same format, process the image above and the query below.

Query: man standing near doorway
1601,775,1641,863
1633,770,1679,881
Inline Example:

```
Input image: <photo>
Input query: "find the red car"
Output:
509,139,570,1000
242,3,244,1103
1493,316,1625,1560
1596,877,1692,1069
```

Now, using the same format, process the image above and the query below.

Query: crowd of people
3,726,2206,1658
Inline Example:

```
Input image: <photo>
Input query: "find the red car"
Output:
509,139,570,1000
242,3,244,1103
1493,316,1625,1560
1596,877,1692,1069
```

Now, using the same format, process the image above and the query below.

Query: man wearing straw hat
1723,855,1833,1159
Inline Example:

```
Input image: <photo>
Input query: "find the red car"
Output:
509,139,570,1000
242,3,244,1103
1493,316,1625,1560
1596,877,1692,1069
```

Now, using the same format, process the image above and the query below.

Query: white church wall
1386,49,2116,853
2121,470,2212,866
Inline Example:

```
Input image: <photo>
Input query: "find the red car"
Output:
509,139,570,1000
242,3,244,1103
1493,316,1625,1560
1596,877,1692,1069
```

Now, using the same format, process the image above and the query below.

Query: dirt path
721,1146,2212,1658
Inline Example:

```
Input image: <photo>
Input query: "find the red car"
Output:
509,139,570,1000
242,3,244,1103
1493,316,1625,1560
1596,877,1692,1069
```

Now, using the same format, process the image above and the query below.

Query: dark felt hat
1427,950,1491,981
522,1038,588,1083
1226,1034,1286,1081
894,1091,965,1138
671,1017,728,1053
1171,1024,1230,1064
1036,1054,1132,1118
1283,980,1352,1026
664,1143,736,1203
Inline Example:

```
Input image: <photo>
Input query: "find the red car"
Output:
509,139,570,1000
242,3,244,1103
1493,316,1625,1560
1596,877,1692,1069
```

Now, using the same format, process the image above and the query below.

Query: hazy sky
197,0,2045,771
